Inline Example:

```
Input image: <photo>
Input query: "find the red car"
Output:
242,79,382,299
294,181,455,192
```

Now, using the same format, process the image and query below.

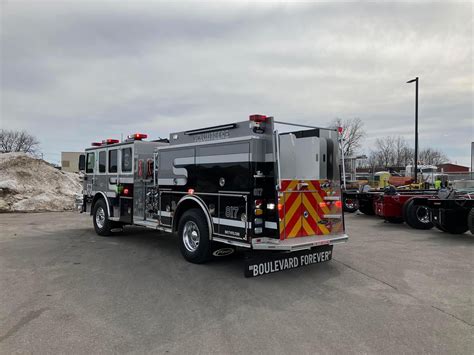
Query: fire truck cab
80,115,348,276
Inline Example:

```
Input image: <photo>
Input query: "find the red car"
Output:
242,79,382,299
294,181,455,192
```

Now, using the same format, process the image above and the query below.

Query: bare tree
330,117,366,157
367,135,448,169
370,136,396,168
394,136,414,166
0,129,40,154
418,148,448,165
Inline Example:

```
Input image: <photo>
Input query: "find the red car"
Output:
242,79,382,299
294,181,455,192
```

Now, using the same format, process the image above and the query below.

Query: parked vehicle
78,115,348,276
416,190,474,234
373,188,438,228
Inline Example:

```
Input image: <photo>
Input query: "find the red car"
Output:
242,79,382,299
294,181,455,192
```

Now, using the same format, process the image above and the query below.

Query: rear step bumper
251,234,349,251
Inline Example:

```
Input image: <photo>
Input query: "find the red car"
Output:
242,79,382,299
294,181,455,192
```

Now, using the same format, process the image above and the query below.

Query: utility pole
407,77,419,183
338,127,346,189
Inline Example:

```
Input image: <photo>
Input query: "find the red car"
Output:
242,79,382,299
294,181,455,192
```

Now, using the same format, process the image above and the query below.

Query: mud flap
244,245,333,277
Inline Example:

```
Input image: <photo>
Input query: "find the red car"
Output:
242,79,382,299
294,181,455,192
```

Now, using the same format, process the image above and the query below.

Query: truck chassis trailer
423,197,474,234
79,115,348,276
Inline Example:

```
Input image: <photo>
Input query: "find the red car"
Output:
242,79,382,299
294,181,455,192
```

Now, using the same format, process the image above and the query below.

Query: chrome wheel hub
416,206,430,224
96,207,105,229
183,221,200,252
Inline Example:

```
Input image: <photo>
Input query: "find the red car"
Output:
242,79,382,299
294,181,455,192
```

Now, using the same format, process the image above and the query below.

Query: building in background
437,163,469,173
61,152,82,173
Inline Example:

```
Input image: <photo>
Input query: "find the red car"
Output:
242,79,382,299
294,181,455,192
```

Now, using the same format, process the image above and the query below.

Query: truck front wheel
403,200,433,230
93,199,113,236
178,209,211,264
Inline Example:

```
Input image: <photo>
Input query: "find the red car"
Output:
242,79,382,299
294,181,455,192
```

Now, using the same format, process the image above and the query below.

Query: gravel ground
0,212,472,354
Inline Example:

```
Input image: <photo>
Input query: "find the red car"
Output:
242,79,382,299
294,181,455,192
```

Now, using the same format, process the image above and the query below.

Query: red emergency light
337,126,343,134
249,114,267,123
102,139,120,145
91,142,102,147
128,133,148,140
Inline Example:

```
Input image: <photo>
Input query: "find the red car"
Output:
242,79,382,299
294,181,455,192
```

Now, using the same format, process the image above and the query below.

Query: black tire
403,199,433,230
178,209,211,264
359,203,375,215
385,217,404,224
92,199,113,236
441,221,468,234
468,208,474,235
343,197,359,213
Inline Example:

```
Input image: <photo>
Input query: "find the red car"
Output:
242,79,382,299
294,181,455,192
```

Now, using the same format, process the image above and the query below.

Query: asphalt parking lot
0,212,472,354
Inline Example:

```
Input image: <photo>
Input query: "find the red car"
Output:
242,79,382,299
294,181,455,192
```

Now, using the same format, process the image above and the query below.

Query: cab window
109,150,118,173
86,152,95,173
121,147,132,172
98,151,106,173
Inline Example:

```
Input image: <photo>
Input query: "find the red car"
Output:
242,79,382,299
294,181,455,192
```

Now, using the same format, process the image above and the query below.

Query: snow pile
0,152,82,212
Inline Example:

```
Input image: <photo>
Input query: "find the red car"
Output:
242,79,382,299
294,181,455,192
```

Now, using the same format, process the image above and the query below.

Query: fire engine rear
79,115,348,276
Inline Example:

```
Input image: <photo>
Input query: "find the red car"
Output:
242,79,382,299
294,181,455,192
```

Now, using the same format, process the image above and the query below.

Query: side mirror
78,154,86,171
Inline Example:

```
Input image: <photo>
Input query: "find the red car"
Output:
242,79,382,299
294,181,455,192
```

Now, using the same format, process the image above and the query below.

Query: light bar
102,139,120,145
128,133,148,140
249,114,267,123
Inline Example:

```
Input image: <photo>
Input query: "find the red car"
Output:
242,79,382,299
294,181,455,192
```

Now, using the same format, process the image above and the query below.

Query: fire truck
79,115,348,276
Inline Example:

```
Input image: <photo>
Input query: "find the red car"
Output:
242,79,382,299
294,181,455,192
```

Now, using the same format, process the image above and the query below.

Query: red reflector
123,188,129,195
91,142,102,146
103,139,119,144
335,200,342,209
337,126,343,134
128,133,148,140
249,114,267,123
188,188,194,195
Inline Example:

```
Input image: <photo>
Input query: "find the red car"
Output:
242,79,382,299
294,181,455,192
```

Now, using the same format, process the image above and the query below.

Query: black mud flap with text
244,245,333,278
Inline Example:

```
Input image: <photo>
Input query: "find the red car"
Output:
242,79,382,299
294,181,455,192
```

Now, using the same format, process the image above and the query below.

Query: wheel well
91,193,105,215
173,197,212,236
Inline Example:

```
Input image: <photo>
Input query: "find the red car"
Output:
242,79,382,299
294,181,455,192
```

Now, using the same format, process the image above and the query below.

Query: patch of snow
0,152,83,212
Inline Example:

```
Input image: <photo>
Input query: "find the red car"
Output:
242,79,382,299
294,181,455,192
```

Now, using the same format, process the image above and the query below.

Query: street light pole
407,77,419,183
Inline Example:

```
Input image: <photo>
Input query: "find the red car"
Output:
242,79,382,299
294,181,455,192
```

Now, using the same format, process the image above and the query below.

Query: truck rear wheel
93,199,113,236
468,208,474,235
178,208,211,264
403,199,433,230
441,222,468,234
343,197,359,213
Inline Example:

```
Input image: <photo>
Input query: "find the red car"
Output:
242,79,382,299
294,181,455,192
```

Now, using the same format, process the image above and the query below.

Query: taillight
123,188,130,195
254,199,265,234
335,200,342,209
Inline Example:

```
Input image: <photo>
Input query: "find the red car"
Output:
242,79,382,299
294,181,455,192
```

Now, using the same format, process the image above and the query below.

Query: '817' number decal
225,206,239,219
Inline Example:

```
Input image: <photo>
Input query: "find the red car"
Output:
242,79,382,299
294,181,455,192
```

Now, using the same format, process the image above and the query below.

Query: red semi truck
373,188,438,229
